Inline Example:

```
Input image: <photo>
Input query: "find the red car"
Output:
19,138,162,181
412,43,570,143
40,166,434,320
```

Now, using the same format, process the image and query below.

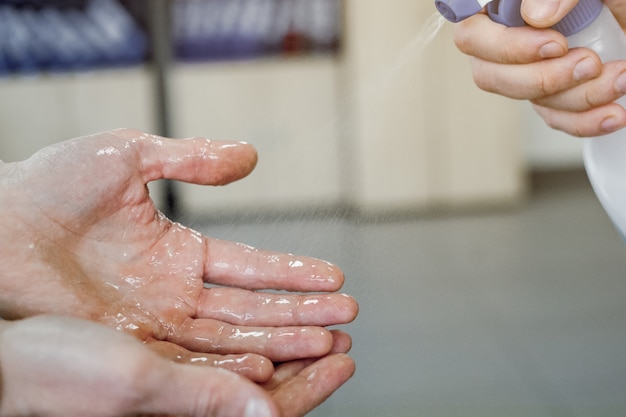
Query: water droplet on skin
123,276,143,287
213,307,255,323
189,230,203,244
306,368,318,382
198,140,220,161
104,282,120,290
214,262,229,270
274,330,296,338
101,307,164,341
96,146,121,157
267,255,280,264
229,329,266,340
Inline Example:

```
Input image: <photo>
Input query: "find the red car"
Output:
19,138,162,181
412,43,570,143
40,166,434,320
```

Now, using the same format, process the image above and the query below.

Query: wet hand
0,315,355,417
0,129,358,381
453,0,626,137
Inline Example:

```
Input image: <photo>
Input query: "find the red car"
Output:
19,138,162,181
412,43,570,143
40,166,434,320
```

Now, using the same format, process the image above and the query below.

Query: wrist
0,162,39,319
0,318,15,416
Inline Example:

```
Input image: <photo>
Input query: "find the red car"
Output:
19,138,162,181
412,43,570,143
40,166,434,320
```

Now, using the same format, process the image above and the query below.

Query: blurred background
1,0,625,415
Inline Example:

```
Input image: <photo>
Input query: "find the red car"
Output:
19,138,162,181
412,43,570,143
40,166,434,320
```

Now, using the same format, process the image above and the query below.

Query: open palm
0,129,357,380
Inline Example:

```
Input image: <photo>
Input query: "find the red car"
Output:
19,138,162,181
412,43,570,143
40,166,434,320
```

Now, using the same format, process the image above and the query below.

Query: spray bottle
435,0,626,241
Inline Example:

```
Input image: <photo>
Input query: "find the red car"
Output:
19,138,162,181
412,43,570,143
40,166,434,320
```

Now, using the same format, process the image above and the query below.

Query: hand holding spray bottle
435,0,626,242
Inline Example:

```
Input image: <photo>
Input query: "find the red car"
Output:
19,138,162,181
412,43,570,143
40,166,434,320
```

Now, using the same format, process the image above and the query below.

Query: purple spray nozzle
434,0,604,37
435,0,490,23
486,0,526,27
488,0,603,35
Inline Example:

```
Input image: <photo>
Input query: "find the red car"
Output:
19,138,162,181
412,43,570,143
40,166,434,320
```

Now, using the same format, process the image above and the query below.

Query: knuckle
533,71,557,98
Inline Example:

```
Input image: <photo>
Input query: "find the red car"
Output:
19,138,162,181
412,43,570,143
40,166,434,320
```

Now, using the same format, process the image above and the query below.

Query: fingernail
601,116,622,133
244,398,273,417
615,71,626,94
525,0,560,22
573,57,599,81
539,41,566,59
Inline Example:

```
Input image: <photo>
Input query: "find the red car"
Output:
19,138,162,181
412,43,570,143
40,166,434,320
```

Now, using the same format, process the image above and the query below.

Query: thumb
521,0,579,27
143,361,278,417
115,129,259,186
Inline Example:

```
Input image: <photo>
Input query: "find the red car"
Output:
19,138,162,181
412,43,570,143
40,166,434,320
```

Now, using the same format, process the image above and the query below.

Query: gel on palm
435,0,626,241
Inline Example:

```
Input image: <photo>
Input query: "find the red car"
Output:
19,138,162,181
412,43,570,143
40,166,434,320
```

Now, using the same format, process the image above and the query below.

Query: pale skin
453,0,626,137
0,128,357,381
0,315,356,417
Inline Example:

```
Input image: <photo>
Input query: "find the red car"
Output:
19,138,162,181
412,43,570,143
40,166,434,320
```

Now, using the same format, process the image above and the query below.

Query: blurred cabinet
0,0,526,216
0,68,155,160
340,0,525,211
171,57,343,212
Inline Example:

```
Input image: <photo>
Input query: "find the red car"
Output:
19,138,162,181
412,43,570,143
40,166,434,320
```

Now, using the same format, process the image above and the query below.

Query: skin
453,0,626,137
0,315,356,417
0,128,359,381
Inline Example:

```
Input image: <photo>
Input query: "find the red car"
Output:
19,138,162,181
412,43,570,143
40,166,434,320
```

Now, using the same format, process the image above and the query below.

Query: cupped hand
453,0,626,137
0,315,355,417
0,129,358,381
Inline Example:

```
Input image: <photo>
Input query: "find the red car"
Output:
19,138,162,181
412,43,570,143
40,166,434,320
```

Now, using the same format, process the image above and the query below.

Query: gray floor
191,171,626,417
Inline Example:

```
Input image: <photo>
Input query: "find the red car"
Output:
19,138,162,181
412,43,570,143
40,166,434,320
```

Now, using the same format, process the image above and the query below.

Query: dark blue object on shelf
172,0,342,63
0,0,148,76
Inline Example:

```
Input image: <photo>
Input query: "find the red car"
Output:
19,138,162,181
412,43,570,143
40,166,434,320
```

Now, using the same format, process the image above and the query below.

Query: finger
469,48,601,99
605,0,626,28
261,330,353,391
455,13,568,63
329,330,353,354
521,0,579,28
263,329,354,387
110,129,258,185
533,62,626,111
169,319,335,362
197,287,358,327
205,238,344,292
533,102,626,136
262,330,352,391
147,340,274,383
262,360,317,391
143,361,278,417
270,354,356,417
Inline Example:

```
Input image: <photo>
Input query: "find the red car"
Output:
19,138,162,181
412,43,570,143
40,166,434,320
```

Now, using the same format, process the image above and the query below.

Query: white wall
0,68,155,162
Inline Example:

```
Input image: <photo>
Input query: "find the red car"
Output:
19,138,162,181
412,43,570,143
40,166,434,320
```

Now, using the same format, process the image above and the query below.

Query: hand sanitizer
436,0,626,241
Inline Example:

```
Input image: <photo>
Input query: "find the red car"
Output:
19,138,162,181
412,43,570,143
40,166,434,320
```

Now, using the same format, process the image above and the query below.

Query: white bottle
568,4,626,241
